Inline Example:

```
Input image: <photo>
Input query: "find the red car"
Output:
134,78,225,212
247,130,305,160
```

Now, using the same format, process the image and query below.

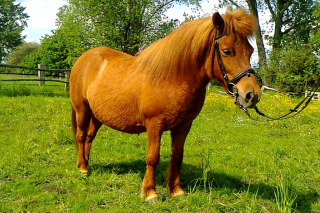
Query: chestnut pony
70,8,261,202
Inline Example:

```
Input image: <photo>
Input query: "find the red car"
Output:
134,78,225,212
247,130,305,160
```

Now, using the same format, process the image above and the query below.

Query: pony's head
211,8,261,109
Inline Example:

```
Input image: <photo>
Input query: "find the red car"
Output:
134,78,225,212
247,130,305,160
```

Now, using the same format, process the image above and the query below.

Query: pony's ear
212,12,225,34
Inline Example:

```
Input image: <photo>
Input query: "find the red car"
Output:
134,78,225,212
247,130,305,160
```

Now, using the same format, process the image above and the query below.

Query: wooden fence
305,90,320,100
0,64,71,90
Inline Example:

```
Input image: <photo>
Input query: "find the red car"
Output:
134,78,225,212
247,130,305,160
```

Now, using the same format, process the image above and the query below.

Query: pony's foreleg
141,118,164,203
168,124,192,197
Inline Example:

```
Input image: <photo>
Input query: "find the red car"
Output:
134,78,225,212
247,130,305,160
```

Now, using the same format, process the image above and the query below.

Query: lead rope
241,74,320,121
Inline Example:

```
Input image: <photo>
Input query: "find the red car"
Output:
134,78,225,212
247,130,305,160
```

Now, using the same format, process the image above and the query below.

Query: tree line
1,0,319,93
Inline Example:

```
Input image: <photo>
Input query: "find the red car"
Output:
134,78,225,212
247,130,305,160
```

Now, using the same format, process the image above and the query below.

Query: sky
15,0,66,41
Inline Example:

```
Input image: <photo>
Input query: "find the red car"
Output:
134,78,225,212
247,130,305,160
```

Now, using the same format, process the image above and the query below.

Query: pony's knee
146,155,159,167
76,130,87,143
86,131,97,142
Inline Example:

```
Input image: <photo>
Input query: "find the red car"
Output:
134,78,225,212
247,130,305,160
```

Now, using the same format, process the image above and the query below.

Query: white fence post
38,64,46,86
207,82,211,91
65,70,71,91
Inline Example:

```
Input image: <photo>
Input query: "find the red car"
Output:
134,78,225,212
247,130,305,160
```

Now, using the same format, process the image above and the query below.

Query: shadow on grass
91,159,319,212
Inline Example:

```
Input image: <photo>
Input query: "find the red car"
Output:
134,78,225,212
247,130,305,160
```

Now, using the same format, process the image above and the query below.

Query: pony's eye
222,49,232,56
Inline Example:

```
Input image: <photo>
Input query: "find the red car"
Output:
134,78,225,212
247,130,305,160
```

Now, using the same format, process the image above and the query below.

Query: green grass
1,83,320,212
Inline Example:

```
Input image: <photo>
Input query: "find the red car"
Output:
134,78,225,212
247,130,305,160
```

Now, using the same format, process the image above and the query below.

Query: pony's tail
71,104,78,152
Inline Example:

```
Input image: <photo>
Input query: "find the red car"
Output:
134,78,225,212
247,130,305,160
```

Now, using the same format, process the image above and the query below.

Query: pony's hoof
171,189,185,198
79,168,89,173
78,166,89,174
146,194,159,204
77,161,89,173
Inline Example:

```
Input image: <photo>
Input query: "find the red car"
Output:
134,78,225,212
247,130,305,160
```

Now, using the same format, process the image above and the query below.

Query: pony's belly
91,107,145,133
89,98,145,134
108,124,146,134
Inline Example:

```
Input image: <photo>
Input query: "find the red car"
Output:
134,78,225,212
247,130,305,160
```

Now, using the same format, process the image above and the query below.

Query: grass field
1,81,320,212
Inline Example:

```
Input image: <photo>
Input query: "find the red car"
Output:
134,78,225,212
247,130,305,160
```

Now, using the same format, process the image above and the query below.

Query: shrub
260,43,319,93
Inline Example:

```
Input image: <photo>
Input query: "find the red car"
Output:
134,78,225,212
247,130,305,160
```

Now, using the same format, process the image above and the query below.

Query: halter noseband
211,32,255,97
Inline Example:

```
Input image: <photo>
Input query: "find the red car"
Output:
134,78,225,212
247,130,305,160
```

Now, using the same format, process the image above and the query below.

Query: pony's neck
135,17,215,86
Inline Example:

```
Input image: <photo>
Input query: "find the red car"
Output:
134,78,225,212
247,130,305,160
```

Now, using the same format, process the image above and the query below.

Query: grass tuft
274,175,298,213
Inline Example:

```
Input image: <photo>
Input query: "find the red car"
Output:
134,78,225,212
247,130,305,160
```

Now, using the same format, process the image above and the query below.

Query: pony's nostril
245,92,253,103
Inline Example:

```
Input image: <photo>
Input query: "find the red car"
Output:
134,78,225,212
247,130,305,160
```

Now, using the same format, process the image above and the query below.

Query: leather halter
211,31,255,96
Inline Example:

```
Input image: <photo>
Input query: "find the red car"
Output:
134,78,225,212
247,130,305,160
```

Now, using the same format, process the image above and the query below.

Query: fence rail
0,79,69,83
0,63,71,90
0,63,70,72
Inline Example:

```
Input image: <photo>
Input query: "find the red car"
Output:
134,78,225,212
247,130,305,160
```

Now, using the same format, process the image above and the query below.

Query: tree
261,42,318,93
310,1,320,56
58,0,202,55
36,34,69,70
246,0,266,70
55,3,93,65
23,0,202,69
20,33,70,75
0,0,29,62
264,0,315,49
260,0,318,89
6,41,39,65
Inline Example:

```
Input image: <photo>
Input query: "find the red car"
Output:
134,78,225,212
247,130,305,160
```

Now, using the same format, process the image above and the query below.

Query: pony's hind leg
84,114,102,162
168,124,192,197
74,106,101,173
74,108,91,173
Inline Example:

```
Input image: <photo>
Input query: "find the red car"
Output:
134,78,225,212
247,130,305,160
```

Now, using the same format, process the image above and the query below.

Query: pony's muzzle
237,86,261,109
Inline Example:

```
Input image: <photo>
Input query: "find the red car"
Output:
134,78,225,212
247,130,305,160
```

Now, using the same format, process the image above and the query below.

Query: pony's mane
135,8,257,84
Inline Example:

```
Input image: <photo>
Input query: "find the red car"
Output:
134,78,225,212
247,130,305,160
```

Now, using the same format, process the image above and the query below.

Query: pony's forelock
222,8,257,39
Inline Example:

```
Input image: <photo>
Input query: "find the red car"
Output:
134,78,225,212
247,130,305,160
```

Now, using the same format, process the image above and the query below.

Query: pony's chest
140,85,206,127
170,90,206,125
